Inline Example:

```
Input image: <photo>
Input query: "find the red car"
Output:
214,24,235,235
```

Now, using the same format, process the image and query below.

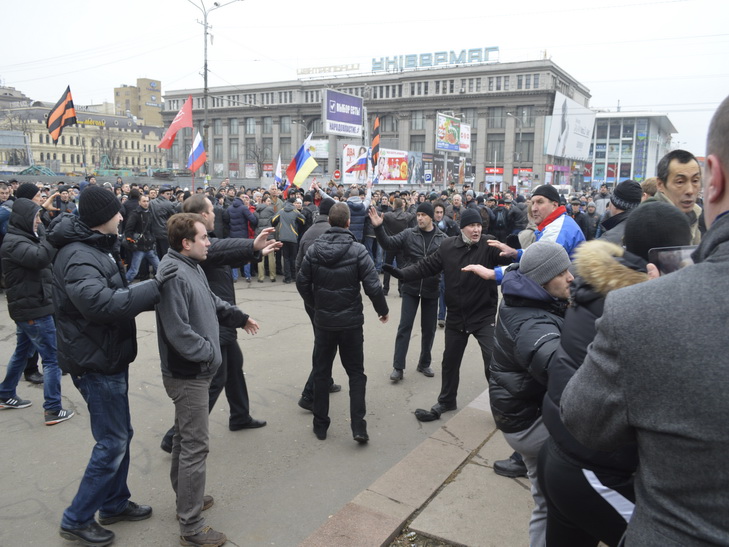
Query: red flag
159,95,193,149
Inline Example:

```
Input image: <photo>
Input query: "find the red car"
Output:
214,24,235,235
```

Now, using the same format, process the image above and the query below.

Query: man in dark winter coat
149,185,177,259
370,202,447,381
345,181,373,242
296,203,389,443
383,208,513,422
50,187,175,547
294,191,341,411
124,194,160,283
596,179,642,244
0,198,73,425
489,241,573,547
561,96,729,547
272,196,305,283
223,191,258,282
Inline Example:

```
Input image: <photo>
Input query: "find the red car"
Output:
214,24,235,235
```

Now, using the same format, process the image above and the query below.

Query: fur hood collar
573,240,649,298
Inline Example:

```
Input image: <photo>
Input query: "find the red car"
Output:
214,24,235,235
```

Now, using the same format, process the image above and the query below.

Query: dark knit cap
16,183,40,200
531,185,561,203
416,202,434,220
318,198,334,216
460,208,482,228
79,186,122,228
516,195,526,203
623,202,692,261
519,241,571,286
611,180,642,211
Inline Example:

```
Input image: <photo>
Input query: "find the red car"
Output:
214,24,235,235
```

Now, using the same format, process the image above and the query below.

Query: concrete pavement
0,277,533,546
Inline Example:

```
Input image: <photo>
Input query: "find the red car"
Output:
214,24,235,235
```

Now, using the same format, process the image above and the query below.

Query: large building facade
162,58,592,192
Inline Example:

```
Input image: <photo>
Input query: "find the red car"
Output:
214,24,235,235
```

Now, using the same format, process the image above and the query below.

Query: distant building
163,58,592,192
583,112,676,189
114,78,163,127
0,85,164,175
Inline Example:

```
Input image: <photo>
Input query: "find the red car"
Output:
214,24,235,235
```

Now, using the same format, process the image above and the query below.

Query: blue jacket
534,206,585,257
224,197,257,238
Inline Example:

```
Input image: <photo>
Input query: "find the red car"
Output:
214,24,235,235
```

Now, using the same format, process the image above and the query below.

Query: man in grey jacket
156,213,257,547
561,95,729,546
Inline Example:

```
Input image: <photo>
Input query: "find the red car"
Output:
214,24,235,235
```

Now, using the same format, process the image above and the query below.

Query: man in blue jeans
49,186,174,547
0,198,72,424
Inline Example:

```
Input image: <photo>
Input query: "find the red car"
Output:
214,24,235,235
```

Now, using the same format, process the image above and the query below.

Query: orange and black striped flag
370,115,380,169
46,86,77,144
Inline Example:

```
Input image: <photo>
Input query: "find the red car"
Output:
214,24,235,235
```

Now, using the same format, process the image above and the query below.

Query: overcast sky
3,0,727,155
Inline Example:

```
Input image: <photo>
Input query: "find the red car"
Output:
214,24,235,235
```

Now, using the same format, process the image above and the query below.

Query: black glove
155,263,178,286
382,263,403,280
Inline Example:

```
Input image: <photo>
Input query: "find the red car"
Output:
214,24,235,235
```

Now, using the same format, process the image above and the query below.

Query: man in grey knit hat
487,240,572,547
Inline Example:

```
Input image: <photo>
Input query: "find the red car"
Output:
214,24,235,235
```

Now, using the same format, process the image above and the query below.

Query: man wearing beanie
596,179,642,244
488,241,573,547
382,206,512,419
49,186,177,546
369,200,447,382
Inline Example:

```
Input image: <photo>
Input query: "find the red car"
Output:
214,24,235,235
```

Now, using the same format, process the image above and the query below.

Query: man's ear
181,237,192,252
705,154,726,205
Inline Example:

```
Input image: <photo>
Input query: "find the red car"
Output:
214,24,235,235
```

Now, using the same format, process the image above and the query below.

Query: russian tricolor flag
346,150,369,173
286,133,318,188
187,131,207,173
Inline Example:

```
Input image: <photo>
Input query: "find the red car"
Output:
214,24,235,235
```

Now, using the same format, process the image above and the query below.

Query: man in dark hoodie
296,203,389,443
50,187,175,547
0,198,73,425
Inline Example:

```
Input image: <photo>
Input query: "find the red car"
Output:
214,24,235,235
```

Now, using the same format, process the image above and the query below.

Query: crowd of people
2,95,729,546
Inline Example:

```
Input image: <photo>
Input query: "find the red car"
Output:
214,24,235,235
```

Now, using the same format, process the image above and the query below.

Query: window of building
244,93,256,106
245,138,257,160
213,119,222,135
517,75,523,90
496,76,502,91
525,75,532,90
516,133,535,163
213,139,223,161
503,76,509,91
262,138,273,161
488,77,494,91
280,116,291,134
533,74,540,89
486,135,504,163
622,122,634,139
516,106,535,128
488,106,505,129
596,121,608,139
262,116,273,134
435,81,441,94
410,135,425,152
229,139,239,162
311,118,323,134
229,118,239,135
411,111,424,131
462,108,477,127
381,115,398,133
245,118,256,135
279,138,291,161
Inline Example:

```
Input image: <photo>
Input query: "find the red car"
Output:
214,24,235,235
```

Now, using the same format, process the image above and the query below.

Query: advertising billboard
374,148,410,182
459,123,471,154
435,113,460,152
341,144,372,184
544,91,595,160
322,89,363,137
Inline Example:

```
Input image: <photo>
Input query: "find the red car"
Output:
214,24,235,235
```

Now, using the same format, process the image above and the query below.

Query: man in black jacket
0,198,72,424
159,194,279,453
369,202,446,381
50,187,175,547
124,194,159,283
383,208,512,422
297,203,389,443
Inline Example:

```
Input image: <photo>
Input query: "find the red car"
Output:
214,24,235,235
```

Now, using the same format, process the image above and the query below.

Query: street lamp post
187,0,245,180
507,111,524,193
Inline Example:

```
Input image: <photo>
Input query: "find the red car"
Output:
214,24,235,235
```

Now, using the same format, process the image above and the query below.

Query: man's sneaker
389,369,403,382
298,397,313,411
437,319,445,329
417,366,435,377
59,521,115,546
329,383,342,393
0,397,32,409
45,408,75,425
180,525,227,547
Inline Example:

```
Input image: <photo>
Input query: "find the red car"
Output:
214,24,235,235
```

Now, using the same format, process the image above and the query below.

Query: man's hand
379,314,389,324
242,318,259,335
487,239,518,258
366,179,373,190
382,264,403,280
261,240,282,256
368,206,383,227
155,263,178,286
461,264,495,281
253,227,276,251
